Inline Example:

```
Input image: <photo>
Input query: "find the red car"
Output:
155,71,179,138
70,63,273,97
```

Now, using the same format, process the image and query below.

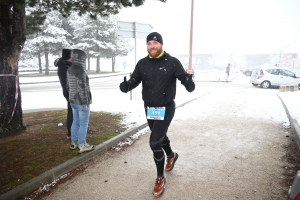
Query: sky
20,0,300,72
116,0,300,58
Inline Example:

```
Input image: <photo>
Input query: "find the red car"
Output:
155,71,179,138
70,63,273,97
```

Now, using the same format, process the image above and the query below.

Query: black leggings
146,102,176,177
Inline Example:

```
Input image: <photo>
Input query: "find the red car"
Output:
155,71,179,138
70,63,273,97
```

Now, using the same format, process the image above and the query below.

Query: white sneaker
78,143,95,154
70,141,78,150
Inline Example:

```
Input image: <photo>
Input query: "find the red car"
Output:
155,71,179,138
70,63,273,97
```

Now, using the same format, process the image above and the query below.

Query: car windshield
280,69,295,77
252,68,262,75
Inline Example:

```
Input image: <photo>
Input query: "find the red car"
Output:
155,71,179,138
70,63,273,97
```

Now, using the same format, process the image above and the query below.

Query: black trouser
146,101,176,178
66,101,73,137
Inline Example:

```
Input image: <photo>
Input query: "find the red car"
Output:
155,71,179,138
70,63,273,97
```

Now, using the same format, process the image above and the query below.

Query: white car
250,67,300,89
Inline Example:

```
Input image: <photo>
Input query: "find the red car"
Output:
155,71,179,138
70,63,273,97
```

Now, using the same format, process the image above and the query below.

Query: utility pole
188,0,194,70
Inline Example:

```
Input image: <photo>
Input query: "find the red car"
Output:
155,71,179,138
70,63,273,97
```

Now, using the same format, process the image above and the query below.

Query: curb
277,94,300,149
291,119,300,149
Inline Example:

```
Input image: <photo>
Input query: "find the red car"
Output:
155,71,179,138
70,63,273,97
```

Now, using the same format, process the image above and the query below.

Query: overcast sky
117,0,300,58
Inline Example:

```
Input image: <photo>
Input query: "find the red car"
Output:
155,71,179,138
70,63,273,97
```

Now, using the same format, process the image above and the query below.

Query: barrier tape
0,74,19,123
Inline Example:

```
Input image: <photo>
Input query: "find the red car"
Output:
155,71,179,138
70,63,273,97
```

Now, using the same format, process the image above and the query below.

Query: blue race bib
147,107,166,120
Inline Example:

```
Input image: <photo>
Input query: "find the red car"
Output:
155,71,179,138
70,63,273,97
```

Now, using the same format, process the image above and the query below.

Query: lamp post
293,59,295,69
188,0,194,70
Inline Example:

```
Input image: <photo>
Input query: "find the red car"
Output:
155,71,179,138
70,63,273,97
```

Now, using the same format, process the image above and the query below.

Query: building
177,53,298,70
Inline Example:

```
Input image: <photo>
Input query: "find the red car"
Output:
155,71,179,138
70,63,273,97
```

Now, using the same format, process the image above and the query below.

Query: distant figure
67,49,94,154
123,61,127,71
54,49,73,139
225,63,231,82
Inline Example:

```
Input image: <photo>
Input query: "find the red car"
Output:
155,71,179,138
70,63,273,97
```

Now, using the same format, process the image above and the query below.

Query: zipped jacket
127,51,195,107
66,64,92,105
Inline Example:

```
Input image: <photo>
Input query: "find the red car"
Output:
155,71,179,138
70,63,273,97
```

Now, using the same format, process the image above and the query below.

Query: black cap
62,49,71,60
71,49,86,67
146,32,163,45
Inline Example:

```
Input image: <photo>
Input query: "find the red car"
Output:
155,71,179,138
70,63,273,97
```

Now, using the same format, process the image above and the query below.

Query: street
21,74,294,200
20,72,251,115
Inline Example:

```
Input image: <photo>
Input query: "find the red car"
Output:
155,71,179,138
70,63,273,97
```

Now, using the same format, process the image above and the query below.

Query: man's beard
148,46,163,58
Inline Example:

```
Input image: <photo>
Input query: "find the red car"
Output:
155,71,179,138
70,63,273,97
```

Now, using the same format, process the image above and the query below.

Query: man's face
147,40,163,57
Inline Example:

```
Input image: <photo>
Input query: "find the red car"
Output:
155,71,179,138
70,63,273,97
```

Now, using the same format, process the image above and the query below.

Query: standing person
54,49,73,139
123,61,127,71
225,63,231,82
119,32,195,197
67,49,94,154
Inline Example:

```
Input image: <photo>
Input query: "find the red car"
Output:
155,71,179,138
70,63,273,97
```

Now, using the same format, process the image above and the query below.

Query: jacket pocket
164,80,175,103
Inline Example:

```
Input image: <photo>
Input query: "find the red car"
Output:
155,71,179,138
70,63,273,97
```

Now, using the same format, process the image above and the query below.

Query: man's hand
186,68,194,75
119,76,129,93
82,105,87,111
184,69,195,92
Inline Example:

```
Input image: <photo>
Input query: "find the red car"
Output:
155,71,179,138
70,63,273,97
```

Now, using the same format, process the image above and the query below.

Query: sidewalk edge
277,94,300,149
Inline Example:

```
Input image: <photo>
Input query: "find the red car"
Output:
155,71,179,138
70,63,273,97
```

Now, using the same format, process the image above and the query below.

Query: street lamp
293,59,295,69
188,0,194,70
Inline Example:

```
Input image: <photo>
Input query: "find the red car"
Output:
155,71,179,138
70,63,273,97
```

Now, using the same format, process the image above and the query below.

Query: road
22,74,293,200
20,75,130,112
20,72,252,113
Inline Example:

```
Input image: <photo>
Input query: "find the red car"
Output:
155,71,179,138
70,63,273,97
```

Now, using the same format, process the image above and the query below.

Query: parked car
241,68,253,76
250,67,300,89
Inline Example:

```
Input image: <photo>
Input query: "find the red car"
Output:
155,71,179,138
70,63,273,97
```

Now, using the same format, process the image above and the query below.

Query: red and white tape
0,74,19,123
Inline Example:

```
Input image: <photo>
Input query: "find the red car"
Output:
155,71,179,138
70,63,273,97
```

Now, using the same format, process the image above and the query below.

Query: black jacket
54,58,72,101
127,51,195,107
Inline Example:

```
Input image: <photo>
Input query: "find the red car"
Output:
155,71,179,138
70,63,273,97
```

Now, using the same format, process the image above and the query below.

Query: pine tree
65,13,132,72
22,11,76,72
22,11,71,75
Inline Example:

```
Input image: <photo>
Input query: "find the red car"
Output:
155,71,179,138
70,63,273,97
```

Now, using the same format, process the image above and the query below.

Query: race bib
146,107,166,120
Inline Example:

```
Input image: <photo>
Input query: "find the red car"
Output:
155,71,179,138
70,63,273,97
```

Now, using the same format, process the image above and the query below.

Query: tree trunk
38,53,42,74
45,52,49,75
0,1,26,137
87,54,90,71
96,56,100,73
112,57,115,72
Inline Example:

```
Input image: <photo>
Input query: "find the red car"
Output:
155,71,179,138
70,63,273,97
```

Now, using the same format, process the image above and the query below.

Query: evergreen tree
22,11,71,75
68,13,132,72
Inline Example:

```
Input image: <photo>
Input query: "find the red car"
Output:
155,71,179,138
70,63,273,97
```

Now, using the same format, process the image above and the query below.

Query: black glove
120,76,129,93
185,74,195,92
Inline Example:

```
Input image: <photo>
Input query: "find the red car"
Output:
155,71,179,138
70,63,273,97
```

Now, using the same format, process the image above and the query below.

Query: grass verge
0,109,125,195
